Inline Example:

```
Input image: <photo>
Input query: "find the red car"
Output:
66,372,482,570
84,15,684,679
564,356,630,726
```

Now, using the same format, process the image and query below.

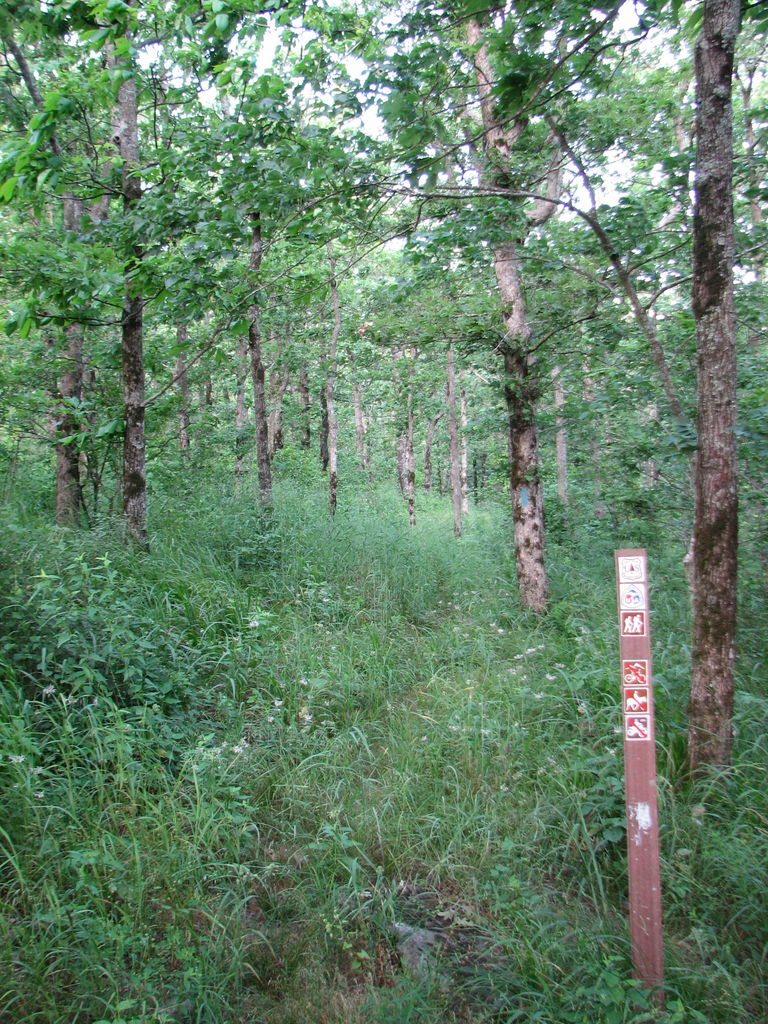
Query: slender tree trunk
424,411,444,492
552,366,568,503
175,324,191,453
55,195,85,525
117,49,147,545
460,381,469,516
299,366,311,449
319,385,329,470
447,345,463,537
688,0,741,773
248,212,272,504
326,244,340,517
235,334,249,481
352,378,371,474
268,365,290,458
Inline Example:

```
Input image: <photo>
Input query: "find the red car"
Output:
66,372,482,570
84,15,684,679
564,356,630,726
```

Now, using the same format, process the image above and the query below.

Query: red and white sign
623,660,648,687
618,556,645,583
625,715,651,741
624,688,650,714
621,611,647,637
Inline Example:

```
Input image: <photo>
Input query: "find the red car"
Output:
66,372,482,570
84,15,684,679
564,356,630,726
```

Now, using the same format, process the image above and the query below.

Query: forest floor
1,479,766,1024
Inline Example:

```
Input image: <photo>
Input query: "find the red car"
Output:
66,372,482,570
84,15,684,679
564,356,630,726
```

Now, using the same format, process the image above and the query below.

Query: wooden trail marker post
615,549,664,1002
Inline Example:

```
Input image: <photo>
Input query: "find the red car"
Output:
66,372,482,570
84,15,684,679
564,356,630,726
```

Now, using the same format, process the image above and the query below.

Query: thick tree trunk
175,324,191,453
468,17,551,611
688,0,741,773
447,346,463,537
424,411,443,492
55,194,85,526
248,213,272,504
117,56,147,545
495,243,548,613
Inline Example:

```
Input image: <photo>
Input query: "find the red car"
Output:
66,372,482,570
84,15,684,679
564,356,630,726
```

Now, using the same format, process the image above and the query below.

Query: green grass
0,477,766,1023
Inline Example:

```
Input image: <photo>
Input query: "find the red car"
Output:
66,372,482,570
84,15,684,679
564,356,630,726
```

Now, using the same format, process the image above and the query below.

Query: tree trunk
326,244,340,517
468,17,551,611
688,0,741,773
235,333,249,481
319,385,329,470
268,365,290,458
299,366,311,449
424,411,444,492
117,50,147,545
447,345,463,537
496,243,548,613
460,382,469,515
55,194,85,526
248,212,272,504
552,366,568,503
175,324,191,453
352,379,371,474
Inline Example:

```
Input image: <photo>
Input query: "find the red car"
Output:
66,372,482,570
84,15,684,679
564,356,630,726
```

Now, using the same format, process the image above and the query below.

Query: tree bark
55,194,85,525
268,365,290,458
235,333,249,481
447,345,463,537
424,411,444,493
352,378,371,474
299,366,311,449
175,324,191,453
552,366,568,503
468,17,551,610
326,244,340,517
248,212,272,504
460,381,469,516
117,50,147,545
688,0,741,773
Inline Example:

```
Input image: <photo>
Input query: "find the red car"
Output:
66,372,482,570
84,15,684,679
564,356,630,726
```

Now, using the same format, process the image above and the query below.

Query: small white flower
34,791,44,799
299,678,308,687
42,685,56,697
546,674,556,681
248,619,260,628
267,716,275,724
497,628,505,634
500,784,509,793
526,648,537,655
555,663,565,669
514,653,524,661
300,713,313,724
534,692,544,700
9,754,25,764
537,645,545,651
273,699,283,708
421,735,428,742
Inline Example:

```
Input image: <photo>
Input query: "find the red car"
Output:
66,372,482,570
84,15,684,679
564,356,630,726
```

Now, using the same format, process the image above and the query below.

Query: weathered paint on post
615,549,664,1001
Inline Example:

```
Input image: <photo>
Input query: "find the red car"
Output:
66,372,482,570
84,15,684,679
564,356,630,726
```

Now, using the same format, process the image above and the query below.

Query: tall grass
0,477,765,1023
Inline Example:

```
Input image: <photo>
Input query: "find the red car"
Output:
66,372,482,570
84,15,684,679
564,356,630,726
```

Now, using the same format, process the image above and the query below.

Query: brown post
615,549,664,1003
